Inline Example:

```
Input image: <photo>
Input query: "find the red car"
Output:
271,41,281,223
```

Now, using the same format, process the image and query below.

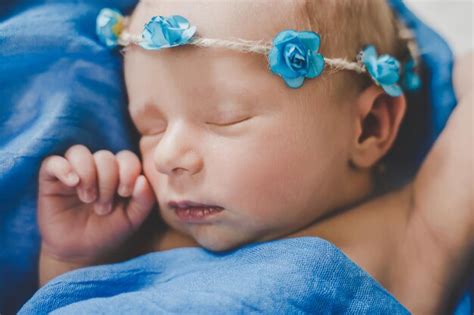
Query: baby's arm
396,53,473,312
411,53,473,251
37,146,156,286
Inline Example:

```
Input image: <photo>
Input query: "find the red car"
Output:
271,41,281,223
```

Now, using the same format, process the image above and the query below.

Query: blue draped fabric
0,0,470,314
19,237,410,314
0,1,139,313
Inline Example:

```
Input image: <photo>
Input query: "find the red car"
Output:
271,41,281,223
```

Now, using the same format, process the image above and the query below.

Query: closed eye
139,126,166,137
206,116,252,127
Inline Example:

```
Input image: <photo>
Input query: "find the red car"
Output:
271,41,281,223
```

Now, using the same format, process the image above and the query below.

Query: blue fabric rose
96,8,124,48
401,58,422,91
140,15,197,50
269,30,325,88
362,45,402,97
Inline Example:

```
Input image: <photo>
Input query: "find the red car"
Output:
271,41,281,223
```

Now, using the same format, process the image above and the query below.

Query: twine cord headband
97,8,421,95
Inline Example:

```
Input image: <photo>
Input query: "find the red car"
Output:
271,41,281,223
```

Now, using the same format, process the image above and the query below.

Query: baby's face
125,0,354,250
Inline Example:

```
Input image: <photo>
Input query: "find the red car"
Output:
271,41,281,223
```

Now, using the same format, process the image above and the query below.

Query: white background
405,0,474,55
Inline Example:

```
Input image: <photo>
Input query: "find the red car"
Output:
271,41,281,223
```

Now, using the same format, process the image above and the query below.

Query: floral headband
96,8,421,96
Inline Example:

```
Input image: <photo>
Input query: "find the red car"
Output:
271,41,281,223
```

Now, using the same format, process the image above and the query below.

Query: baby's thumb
125,175,156,231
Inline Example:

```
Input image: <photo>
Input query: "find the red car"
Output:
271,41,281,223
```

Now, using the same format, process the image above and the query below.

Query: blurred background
406,0,473,55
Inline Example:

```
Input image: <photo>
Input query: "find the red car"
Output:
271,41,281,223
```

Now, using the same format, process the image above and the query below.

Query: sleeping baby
34,0,473,313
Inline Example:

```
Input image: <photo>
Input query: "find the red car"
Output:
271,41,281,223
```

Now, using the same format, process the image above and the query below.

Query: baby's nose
156,149,203,176
153,125,203,177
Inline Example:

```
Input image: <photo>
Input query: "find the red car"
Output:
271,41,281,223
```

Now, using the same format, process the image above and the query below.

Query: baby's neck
134,182,458,313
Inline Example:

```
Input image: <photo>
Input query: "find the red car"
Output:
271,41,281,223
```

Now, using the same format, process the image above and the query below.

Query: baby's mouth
168,200,224,222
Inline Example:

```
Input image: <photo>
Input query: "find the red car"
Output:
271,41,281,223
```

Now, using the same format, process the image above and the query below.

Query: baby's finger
93,150,119,216
125,175,156,231
116,150,142,198
39,155,80,190
65,145,97,204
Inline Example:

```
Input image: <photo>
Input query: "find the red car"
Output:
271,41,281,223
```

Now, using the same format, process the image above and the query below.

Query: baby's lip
167,200,224,210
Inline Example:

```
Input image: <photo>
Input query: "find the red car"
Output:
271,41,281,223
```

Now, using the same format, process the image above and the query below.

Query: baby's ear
349,85,406,168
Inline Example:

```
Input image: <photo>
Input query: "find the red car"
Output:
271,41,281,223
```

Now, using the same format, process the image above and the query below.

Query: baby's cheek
220,154,298,222
215,137,329,229
140,145,160,196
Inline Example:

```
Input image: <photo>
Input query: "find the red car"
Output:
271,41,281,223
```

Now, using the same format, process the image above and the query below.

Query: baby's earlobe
348,159,358,170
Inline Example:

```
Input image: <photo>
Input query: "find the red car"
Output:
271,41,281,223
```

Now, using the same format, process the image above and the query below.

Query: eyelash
206,116,252,127
140,117,252,137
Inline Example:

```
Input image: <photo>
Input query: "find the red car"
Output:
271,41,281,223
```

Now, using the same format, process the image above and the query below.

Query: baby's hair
300,0,420,190
120,17,366,76
301,0,414,101
121,33,367,74
116,0,420,98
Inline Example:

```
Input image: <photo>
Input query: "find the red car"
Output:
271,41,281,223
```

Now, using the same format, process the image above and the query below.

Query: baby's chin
195,238,241,252
166,219,256,252
190,229,252,252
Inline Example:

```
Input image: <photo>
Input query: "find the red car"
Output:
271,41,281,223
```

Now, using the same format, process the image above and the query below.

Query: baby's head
117,0,411,251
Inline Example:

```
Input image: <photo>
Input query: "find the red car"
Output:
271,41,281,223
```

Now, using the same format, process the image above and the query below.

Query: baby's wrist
39,242,105,268
39,248,94,287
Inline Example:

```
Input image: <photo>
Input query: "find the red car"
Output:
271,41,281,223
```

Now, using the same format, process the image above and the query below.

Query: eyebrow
131,85,260,113
130,99,253,120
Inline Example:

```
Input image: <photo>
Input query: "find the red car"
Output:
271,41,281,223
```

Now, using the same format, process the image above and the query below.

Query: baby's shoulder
293,183,467,313
293,184,413,284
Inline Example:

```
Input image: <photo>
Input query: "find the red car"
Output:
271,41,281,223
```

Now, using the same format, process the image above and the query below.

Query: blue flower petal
403,71,422,91
297,31,321,52
181,25,197,42
163,16,193,44
362,45,403,96
362,48,378,79
283,44,307,76
268,46,279,67
376,55,400,84
269,45,302,79
141,17,169,50
402,59,422,91
269,30,326,88
306,53,325,79
163,26,181,44
362,45,377,64
96,8,124,48
382,83,403,97
170,15,189,28
272,30,298,46
284,76,305,88
140,15,196,50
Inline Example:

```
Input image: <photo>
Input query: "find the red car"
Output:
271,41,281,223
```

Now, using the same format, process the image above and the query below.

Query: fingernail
66,172,79,185
78,188,88,203
118,185,130,197
94,203,112,215
132,176,145,198
83,189,96,203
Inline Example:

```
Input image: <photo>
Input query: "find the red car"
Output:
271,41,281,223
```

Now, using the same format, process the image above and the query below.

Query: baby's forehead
129,0,312,41
125,0,335,115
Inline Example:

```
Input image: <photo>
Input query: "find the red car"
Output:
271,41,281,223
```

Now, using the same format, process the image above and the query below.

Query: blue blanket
19,237,410,314
0,1,138,313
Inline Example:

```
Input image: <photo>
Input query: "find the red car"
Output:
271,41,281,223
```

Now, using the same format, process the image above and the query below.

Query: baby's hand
37,145,156,265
